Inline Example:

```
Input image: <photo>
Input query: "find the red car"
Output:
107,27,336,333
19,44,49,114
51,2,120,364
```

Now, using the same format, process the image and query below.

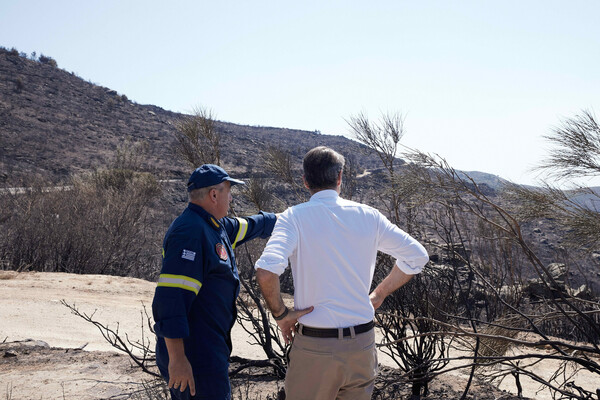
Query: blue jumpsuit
152,203,276,399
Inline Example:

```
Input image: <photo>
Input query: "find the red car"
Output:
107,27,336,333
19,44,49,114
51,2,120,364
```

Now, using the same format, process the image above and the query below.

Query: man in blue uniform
152,164,277,399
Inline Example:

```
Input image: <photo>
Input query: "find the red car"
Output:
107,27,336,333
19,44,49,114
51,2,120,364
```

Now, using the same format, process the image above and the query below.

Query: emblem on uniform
181,249,196,261
215,243,228,261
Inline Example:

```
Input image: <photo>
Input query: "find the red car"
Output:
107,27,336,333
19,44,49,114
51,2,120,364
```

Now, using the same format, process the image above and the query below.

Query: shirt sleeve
152,233,203,339
254,209,296,276
223,211,277,249
376,212,429,275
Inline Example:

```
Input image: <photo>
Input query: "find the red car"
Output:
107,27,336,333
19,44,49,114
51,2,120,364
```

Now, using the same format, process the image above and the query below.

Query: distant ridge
459,171,509,190
1,47,506,190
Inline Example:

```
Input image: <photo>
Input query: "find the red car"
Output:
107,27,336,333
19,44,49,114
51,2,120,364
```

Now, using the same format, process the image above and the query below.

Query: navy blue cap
187,164,245,192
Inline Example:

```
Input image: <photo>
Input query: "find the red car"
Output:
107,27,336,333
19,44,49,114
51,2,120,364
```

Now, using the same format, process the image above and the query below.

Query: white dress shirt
255,190,429,328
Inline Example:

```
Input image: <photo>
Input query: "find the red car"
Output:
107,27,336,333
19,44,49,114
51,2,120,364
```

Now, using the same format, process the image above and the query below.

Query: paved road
0,179,183,195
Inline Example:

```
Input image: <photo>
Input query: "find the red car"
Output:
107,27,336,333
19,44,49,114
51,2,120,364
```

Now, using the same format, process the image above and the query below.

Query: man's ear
302,175,310,190
337,170,343,186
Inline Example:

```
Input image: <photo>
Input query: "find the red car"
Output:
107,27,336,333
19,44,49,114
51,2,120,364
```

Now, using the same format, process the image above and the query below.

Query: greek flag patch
181,249,196,261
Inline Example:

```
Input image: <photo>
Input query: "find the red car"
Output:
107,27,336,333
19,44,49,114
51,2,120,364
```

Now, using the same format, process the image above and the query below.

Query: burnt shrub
38,54,58,68
0,169,163,277
15,77,24,93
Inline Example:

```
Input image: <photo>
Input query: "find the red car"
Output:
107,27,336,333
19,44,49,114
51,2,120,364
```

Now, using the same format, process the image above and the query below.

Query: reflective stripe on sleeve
157,274,202,295
231,217,248,250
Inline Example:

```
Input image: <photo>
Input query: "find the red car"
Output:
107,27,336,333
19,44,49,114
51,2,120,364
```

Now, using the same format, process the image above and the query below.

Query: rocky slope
0,47,383,185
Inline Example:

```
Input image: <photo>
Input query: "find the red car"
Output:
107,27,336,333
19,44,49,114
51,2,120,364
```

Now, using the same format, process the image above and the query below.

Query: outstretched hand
276,306,314,344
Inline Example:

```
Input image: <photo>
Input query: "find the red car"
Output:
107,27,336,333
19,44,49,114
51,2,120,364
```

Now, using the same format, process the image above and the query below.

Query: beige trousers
284,327,378,400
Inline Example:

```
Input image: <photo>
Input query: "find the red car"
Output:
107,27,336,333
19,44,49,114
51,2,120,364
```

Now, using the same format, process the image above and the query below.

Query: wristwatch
273,306,289,321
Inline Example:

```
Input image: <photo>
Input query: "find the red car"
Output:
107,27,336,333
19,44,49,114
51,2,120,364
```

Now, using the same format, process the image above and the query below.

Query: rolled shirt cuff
154,316,190,339
395,256,428,275
254,254,288,276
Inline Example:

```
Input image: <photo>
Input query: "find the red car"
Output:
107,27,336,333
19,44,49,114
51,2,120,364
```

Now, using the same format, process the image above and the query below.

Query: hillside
1,46,598,284
0,46,515,192
0,47,385,185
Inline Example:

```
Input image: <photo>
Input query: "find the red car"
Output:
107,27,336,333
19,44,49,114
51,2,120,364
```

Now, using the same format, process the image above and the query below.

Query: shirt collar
188,202,222,230
309,189,339,202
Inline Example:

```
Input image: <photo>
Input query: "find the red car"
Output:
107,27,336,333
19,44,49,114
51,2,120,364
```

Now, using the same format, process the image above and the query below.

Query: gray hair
303,146,345,191
188,182,224,203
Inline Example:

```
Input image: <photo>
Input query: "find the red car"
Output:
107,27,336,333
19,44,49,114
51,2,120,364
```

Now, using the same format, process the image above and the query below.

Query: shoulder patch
215,243,228,261
181,249,196,261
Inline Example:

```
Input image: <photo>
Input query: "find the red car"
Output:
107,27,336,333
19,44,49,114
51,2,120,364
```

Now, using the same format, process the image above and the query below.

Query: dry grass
478,315,523,359
0,271,18,280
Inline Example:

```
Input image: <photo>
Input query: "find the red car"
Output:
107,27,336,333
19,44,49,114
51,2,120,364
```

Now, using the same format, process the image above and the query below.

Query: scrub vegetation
347,111,600,400
1,47,599,399
0,141,163,278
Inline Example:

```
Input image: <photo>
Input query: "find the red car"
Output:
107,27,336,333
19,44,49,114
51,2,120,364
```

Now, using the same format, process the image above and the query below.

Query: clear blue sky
1,1,599,186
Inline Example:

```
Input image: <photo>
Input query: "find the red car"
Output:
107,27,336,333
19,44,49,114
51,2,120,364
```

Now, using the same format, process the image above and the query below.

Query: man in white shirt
255,146,429,400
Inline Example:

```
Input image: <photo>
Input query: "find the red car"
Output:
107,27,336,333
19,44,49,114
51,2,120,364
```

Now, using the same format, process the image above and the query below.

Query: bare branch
172,106,221,168
538,109,600,180
61,300,161,378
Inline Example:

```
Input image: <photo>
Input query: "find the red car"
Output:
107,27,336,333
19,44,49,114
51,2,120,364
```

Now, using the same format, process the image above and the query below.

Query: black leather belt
300,321,374,338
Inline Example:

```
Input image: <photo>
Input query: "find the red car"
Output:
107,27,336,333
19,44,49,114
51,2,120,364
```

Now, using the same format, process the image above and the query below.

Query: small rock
3,351,17,358
548,263,567,281
573,285,594,300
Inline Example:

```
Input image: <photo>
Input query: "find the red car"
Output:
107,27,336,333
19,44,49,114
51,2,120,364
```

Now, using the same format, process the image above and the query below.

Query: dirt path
0,271,264,399
1,271,597,399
